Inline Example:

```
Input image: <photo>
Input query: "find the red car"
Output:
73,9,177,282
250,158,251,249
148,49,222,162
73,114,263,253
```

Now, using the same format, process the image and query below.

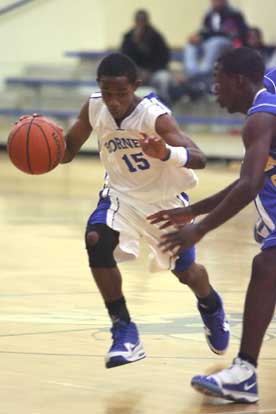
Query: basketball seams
33,121,63,168
35,118,64,142
26,118,35,174
8,115,64,175
32,122,52,171
7,123,29,157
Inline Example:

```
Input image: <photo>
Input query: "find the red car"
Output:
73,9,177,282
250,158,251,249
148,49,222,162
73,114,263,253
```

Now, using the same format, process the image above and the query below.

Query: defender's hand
159,223,205,256
148,207,195,229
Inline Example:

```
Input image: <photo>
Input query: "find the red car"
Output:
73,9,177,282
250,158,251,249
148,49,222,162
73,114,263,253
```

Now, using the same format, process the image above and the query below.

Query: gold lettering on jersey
271,175,276,187
264,156,276,172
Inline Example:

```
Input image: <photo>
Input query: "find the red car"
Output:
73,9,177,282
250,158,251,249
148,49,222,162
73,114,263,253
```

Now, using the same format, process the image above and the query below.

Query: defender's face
99,76,138,120
213,63,240,113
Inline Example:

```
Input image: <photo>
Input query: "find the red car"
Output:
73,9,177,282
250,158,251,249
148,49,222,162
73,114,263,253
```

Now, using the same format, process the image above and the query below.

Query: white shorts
86,188,195,273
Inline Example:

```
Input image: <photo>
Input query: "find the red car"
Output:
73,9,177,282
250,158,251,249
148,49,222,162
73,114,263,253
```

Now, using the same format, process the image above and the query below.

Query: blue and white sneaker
105,321,146,368
191,357,258,403
198,294,230,354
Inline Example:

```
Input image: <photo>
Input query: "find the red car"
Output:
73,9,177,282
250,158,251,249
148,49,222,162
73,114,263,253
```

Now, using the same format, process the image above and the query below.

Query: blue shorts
87,189,195,273
255,175,276,250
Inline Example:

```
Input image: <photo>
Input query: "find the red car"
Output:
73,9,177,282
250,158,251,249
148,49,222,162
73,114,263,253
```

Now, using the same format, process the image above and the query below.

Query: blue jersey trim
87,193,111,225
174,246,195,271
248,90,276,116
264,68,276,94
144,92,171,111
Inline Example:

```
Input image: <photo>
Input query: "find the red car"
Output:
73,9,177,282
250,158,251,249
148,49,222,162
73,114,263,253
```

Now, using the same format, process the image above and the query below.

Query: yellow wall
104,0,275,47
1,0,275,80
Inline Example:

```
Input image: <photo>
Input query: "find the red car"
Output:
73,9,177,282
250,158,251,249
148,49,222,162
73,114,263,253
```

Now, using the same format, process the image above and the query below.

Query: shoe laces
111,322,129,345
212,358,254,384
203,307,227,330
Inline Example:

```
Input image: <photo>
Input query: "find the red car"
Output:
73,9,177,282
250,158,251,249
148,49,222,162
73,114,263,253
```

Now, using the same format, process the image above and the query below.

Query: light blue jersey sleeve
264,69,276,94
248,89,276,117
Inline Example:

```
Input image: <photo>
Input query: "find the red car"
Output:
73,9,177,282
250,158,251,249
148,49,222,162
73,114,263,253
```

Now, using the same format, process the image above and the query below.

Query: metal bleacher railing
0,45,244,159
0,0,35,16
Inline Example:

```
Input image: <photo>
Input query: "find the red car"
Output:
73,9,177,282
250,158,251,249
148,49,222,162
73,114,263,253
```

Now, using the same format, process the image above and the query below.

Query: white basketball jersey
88,92,198,203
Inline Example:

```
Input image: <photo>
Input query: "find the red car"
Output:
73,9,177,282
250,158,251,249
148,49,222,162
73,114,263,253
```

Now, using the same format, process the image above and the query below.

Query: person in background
183,0,248,79
246,27,275,69
121,9,173,104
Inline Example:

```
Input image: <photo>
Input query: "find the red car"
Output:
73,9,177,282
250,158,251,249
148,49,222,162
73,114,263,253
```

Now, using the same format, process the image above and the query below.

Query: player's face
99,76,139,120
213,63,240,113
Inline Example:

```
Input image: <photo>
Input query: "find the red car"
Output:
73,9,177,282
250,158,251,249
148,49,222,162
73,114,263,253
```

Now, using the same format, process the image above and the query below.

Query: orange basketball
7,114,65,174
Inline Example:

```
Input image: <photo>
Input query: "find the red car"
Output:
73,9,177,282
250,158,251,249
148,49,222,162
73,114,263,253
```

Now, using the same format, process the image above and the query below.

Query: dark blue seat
6,77,97,88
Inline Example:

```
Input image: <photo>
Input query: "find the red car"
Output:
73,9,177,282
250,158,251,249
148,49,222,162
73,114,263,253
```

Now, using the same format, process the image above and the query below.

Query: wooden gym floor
0,153,276,414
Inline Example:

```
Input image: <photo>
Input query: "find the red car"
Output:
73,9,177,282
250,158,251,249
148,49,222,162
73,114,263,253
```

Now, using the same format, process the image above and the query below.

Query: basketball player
254,67,276,242
148,48,276,403
61,53,229,368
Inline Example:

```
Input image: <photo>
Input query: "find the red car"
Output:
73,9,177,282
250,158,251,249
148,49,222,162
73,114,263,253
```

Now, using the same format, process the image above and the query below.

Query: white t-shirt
88,92,198,203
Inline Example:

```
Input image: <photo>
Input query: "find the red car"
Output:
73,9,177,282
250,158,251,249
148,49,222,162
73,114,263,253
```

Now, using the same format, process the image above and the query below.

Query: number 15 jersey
88,92,198,203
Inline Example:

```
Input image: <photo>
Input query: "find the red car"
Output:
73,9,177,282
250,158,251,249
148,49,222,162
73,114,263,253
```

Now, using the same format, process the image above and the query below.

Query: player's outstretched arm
155,113,207,169
147,179,239,228
195,113,272,235
61,101,92,163
148,206,195,229
159,113,274,254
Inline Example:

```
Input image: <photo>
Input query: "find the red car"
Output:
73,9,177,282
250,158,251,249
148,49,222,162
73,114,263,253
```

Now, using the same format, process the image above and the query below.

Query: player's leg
149,70,173,105
191,247,276,403
200,36,232,75
239,248,276,362
183,43,201,78
172,248,230,355
85,223,145,368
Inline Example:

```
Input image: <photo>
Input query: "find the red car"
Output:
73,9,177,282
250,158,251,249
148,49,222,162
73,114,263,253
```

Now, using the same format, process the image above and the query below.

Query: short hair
217,47,265,83
249,26,262,38
97,53,138,84
135,9,149,20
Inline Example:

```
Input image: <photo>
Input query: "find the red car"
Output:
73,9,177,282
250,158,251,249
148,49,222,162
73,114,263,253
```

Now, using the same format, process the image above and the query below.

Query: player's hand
147,207,195,229
140,133,169,160
159,223,205,256
17,114,64,136
188,33,201,45
15,114,38,124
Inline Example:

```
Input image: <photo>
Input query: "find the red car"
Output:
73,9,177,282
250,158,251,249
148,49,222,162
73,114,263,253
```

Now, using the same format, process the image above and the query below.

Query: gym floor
1,154,275,414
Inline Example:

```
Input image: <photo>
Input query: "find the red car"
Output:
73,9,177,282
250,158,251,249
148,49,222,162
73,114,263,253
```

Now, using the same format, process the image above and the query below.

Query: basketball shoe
105,320,145,368
198,293,230,354
191,357,258,403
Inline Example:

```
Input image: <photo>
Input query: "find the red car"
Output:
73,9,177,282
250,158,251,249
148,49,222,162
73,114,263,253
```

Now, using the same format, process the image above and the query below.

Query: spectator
121,9,173,104
183,0,248,79
246,27,276,69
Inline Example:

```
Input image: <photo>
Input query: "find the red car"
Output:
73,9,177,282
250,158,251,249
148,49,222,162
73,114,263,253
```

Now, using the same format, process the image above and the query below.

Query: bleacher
0,49,244,159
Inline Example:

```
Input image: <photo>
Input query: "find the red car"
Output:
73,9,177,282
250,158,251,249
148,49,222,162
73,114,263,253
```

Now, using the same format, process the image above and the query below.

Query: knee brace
85,223,119,268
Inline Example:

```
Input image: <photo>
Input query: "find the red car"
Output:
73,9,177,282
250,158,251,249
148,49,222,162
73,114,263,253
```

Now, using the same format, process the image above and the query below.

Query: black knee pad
85,223,119,268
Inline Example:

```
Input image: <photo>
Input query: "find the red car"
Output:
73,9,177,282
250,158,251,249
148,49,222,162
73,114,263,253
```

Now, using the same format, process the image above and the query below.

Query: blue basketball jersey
248,89,276,249
264,68,276,94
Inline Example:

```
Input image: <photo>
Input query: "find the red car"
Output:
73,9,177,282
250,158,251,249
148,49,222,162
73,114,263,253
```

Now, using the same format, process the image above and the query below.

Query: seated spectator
246,27,276,69
183,0,248,79
121,9,173,104
247,27,276,69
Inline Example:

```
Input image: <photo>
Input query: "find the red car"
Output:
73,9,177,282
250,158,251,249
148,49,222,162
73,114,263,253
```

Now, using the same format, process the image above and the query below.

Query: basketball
7,114,65,174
